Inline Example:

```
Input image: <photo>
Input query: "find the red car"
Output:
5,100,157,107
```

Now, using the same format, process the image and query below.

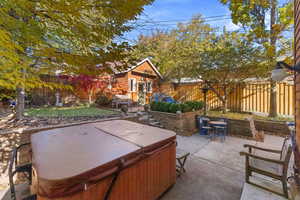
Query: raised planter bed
208,116,290,138
149,110,202,136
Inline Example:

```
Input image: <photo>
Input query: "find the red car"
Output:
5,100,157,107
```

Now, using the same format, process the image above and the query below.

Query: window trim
129,78,136,92
146,81,153,93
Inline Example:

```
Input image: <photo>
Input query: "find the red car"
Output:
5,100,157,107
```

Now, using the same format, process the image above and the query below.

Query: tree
0,0,154,119
69,75,109,105
131,15,213,81
220,0,294,117
188,31,266,113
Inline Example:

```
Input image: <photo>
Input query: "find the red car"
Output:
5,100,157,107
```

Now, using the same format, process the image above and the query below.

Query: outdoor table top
209,121,227,126
176,148,190,159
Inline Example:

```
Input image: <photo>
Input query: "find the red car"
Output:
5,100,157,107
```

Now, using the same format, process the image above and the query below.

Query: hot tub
31,120,176,200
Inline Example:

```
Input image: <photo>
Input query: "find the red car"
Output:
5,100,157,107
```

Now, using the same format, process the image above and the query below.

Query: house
28,58,162,106
111,58,162,104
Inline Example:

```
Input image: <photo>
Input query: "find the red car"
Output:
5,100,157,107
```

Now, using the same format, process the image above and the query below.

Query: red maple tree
69,75,110,104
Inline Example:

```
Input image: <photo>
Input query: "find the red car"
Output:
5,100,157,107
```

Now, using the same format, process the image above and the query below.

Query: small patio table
209,121,227,126
208,121,227,141
176,148,190,176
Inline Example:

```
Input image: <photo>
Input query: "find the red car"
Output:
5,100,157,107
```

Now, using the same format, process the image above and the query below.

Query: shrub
95,95,111,106
161,102,171,112
150,101,158,111
185,101,204,111
169,103,181,113
150,100,203,113
180,103,193,113
156,102,164,111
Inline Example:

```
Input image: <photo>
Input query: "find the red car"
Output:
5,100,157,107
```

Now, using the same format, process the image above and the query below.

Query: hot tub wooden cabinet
31,120,176,200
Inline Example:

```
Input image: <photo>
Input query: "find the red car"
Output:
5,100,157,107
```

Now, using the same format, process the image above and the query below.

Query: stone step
149,121,161,126
138,116,149,121
148,118,157,122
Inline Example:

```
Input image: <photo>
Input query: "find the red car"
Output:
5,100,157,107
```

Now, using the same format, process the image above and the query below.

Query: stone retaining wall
208,116,290,138
148,111,290,138
149,110,202,136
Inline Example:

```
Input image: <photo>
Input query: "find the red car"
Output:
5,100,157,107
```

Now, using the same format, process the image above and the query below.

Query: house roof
116,58,163,79
171,77,203,84
170,76,294,84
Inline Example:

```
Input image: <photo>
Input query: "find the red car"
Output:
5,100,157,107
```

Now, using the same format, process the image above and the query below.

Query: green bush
180,103,193,113
162,102,171,112
169,103,181,113
150,101,158,111
150,101,204,113
185,101,204,111
95,95,111,106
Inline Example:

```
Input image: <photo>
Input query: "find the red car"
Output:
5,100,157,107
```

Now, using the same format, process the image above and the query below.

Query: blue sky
124,0,239,42
124,0,290,42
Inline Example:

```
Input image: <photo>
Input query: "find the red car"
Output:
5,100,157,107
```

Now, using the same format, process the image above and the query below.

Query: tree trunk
269,80,277,117
222,86,227,113
268,0,278,118
206,81,227,113
88,93,93,105
16,87,25,120
222,96,228,114
203,91,207,115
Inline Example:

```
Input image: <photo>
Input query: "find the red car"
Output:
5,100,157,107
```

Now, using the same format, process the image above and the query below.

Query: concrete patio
161,134,288,200
0,133,289,200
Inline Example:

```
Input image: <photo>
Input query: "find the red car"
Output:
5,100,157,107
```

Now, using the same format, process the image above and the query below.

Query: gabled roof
117,58,163,79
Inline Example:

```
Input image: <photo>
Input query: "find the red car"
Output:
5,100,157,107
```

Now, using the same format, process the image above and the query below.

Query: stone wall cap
0,116,128,135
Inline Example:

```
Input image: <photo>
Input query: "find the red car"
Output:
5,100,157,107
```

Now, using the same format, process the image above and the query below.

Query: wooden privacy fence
160,82,294,116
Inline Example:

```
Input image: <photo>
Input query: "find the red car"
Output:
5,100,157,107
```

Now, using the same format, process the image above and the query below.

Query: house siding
115,60,161,104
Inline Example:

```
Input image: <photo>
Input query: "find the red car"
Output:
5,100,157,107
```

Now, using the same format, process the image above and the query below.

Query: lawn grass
207,111,294,122
24,106,119,118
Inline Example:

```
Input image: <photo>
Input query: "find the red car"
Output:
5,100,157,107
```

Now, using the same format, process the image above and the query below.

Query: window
146,81,152,93
129,78,136,92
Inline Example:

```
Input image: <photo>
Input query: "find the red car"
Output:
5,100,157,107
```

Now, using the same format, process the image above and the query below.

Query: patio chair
240,137,292,198
198,116,212,136
247,117,264,142
8,143,36,200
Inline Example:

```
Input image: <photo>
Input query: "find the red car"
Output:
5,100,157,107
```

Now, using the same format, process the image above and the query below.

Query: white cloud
225,20,241,31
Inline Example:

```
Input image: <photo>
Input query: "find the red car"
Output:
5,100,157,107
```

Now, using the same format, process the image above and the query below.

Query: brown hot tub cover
31,124,141,198
31,120,176,199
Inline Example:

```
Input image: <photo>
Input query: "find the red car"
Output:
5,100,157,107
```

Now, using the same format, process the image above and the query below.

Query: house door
138,82,146,105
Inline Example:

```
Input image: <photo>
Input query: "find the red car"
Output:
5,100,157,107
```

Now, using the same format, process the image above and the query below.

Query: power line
130,17,234,31
135,15,230,24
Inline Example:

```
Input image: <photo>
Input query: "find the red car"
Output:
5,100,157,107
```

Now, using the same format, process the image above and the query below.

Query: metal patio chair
240,137,292,198
8,143,36,200
198,116,213,136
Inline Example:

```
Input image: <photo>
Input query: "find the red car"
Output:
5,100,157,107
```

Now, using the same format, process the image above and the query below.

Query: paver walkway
161,134,286,200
